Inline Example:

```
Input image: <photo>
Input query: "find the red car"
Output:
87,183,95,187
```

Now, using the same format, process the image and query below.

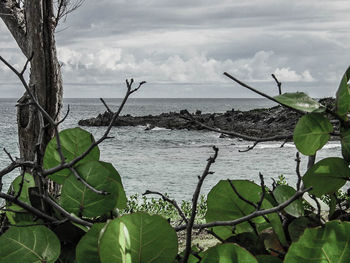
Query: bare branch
69,167,109,195
43,79,146,177
143,190,188,224
41,195,92,227
100,98,113,114
295,152,302,191
0,192,57,222
271,74,282,95
224,72,304,114
182,146,218,263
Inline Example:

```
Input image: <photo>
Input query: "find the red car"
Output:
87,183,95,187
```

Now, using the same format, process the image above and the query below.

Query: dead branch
182,146,218,263
143,190,188,224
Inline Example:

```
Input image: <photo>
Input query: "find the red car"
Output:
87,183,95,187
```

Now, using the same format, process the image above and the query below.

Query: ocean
0,98,341,200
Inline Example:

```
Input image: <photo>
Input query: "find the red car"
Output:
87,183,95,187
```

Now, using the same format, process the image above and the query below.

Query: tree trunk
1,1,63,194
18,1,62,163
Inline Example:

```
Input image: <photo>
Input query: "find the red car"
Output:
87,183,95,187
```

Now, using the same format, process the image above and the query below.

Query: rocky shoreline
78,98,335,140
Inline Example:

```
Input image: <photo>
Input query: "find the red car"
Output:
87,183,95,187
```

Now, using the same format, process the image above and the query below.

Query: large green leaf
303,157,350,197
293,113,333,156
288,216,318,242
273,185,304,217
6,173,35,224
256,255,282,263
100,161,127,209
0,226,60,263
340,127,350,162
76,223,105,263
274,92,325,113
285,221,350,262
99,213,178,263
60,161,120,218
200,243,258,263
43,127,100,184
205,180,287,246
335,66,350,117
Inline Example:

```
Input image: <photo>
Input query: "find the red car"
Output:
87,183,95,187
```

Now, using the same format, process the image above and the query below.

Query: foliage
0,67,350,262
122,193,207,223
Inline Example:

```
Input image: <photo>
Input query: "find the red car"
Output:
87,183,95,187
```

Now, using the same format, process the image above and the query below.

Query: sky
0,0,350,98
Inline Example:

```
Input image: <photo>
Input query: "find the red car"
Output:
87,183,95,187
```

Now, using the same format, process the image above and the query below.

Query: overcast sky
0,0,350,98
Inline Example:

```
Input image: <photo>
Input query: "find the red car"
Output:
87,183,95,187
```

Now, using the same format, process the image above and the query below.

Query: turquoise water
0,98,340,200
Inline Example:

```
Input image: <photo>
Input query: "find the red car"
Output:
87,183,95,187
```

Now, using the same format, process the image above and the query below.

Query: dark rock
78,98,338,140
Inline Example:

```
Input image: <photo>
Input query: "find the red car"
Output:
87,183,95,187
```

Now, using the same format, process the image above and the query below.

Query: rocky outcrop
78,98,336,140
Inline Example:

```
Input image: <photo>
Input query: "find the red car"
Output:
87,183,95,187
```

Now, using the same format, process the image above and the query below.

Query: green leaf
274,92,325,113
335,66,350,117
256,255,282,263
285,221,350,263
0,226,60,263
288,217,318,242
60,161,121,218
43,127,100,184
340,127,350,162
76,223,105,263
100,161,127,209
200,243,258,263
293,113,333,156
205,180,287,246
273,185,304,217
302,157,350,197
6,173,35,224
99,213,178,263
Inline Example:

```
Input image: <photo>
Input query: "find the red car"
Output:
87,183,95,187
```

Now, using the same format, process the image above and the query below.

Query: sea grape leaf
43,127,100,184
0,226,60,263
335,66,350,117
256,255,283,263
273,185,304,217
76,223,105,263
302,157,350,197
288,216,318,242
274,92,325,113
100,161,127,209
340,127,350,162
200,243,258,263
60,161,120,218
6,173,35,224
205,180,287,246
293,113,333,156
285,221,350,263
98,213,178,263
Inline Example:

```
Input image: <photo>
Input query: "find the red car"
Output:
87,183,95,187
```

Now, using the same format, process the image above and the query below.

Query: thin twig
100,98,113,114
143,190,188,223
295,152,302,191
43,80,146,177
228,179,257,209
3,148,14,163
182,146,218,263
69,167,109,195
41,195,92,227
271,74,282,95
224,72,304,114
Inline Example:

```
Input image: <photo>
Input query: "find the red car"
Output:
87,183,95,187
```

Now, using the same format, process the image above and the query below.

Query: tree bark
1,0,63,163
1,1,63,196
18,0,63,163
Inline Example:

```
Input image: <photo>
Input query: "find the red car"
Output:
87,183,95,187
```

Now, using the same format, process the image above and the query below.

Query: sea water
0,98,340,200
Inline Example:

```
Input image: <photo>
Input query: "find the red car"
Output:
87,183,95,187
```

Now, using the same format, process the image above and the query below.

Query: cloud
1,0,350,97
274,68,314,82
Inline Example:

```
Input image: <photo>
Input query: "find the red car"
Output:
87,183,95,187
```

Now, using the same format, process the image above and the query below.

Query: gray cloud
1,0,350,97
